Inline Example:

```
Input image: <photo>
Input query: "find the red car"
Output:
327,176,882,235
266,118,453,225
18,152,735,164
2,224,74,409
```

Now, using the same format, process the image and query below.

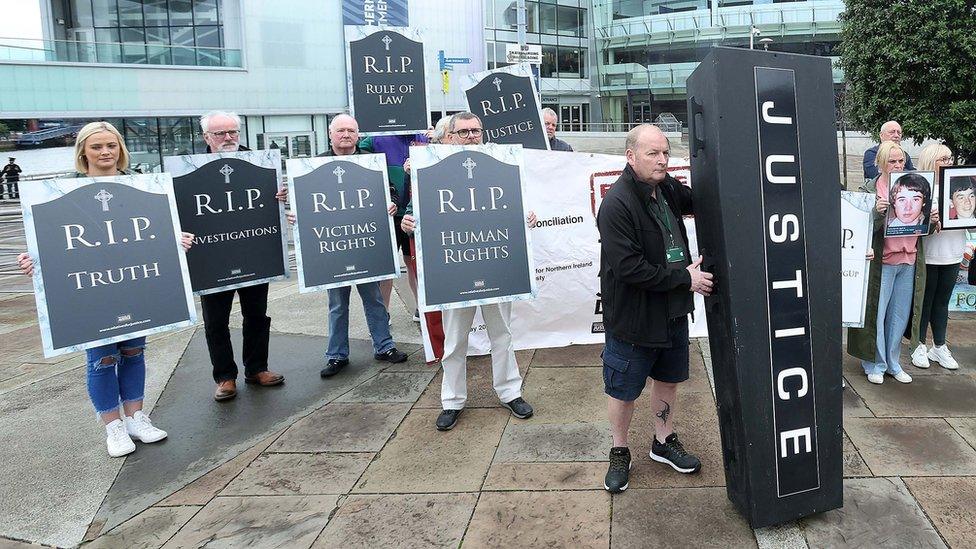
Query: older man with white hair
542,108,573,152
200,111,288,401
863,120,915,180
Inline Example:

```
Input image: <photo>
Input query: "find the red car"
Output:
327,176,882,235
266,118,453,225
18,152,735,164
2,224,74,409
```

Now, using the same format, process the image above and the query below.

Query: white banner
420,150,705,361
841,191,874,327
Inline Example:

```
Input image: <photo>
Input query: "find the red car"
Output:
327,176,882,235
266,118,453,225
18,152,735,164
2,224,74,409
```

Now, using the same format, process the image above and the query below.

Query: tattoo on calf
655,400,671,424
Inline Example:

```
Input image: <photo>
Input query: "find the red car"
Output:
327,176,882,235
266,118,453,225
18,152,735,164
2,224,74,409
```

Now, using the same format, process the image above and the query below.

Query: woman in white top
911,143,964,370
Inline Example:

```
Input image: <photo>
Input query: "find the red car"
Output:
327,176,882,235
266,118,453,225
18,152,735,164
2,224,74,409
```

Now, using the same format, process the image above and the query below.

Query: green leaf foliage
839,0,976,160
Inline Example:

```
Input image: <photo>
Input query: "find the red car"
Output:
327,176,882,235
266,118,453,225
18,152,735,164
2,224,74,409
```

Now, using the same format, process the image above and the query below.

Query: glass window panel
94,27,121,63
540,44,557,77
92,0,119,27
124,118,161,172
556,6,580,37
118,0,144,27
195,26,221,65
495,0,516,30
579,46,587,78
143,0,169,26
169,0,194,25
557,46,580,77
540,4,557,34
145,27,171,64
71,0,94,27
170,26,196,65
194,0,219,25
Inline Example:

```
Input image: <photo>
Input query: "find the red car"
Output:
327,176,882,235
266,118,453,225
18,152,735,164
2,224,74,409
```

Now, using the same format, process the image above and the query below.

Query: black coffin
686,47,843,528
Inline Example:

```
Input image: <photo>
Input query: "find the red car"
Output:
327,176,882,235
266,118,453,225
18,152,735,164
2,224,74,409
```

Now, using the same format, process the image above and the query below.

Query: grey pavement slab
84,505,199,549
482,461,606,491
611,487,757,549
354,408,509,493
520,366,606,424
93,330,417,535
413,351,533,409
842,384,874,418
799,477,946,548
334,371,436,403
842,431,872,477
464,490,610,548
157,431,280,507
845,370,976,418
269,402,412,453
844,418,976,476
161,495,337,549
220,452,373,496
947,417,976,448
0,327,191,548
493,421,611,462
904,476,976,549
312,493,477,549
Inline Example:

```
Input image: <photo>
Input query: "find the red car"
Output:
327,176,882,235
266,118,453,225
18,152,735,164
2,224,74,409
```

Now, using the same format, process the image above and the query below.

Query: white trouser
440,302,523,410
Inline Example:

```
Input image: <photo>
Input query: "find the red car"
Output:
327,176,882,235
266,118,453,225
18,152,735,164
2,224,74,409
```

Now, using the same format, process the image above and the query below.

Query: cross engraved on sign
94,189,113,212
462,157,477,179
333,165,346,184
381,35,392,51
219,164,234,183
492,76,502,92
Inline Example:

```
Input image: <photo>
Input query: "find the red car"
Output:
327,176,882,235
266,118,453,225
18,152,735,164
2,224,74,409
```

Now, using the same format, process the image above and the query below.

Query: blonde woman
847,141,936,384
17,122,193,457
910,143,962,370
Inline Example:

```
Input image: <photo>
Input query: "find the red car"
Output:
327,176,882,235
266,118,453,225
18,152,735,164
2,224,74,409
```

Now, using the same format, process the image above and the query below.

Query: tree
0,122,9,138
839,0,976,161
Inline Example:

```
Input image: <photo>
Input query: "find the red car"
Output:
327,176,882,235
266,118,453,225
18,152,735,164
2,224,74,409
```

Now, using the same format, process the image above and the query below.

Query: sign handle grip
689,96,706,158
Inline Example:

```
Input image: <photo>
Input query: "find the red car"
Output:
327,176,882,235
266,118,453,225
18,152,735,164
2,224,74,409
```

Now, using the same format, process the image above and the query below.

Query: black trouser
200,283,271,382
919,263,960,346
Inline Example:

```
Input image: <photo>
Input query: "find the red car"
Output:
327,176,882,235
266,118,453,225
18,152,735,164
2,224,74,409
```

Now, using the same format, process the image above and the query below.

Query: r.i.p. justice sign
20,174,196,357
411,144,536,312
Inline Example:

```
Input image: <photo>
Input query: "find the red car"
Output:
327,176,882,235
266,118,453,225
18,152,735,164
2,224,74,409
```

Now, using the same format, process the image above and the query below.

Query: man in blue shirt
863,120,915,180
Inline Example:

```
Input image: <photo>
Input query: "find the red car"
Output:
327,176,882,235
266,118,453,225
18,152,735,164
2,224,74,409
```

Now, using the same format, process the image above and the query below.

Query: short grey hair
542,108,558,120
448,112,481,134
200,111,241,132
432,116,451,143
625,123,669,152
329,113,358,132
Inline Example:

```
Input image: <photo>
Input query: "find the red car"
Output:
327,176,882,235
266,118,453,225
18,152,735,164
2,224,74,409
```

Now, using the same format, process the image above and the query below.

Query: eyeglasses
937,156,953,163
452,128,483,138
207,130,240,138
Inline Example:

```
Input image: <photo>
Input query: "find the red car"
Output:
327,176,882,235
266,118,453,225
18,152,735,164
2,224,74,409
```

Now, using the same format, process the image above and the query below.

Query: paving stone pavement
2,277,976,547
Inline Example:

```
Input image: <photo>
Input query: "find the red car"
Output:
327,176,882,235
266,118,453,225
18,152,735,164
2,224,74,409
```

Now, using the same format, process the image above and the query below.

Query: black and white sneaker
501,397,534,419
374,347,408,363
436,408,463,431
650,433,701,474
320,358,349,378
604,447,632,493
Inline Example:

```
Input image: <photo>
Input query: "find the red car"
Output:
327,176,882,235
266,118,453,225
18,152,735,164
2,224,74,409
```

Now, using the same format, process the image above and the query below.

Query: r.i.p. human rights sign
346,26,430,135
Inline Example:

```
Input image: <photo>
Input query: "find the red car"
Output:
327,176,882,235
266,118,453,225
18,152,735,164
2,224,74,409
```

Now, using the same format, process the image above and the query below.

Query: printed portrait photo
885,171,933,238
939,166,976,230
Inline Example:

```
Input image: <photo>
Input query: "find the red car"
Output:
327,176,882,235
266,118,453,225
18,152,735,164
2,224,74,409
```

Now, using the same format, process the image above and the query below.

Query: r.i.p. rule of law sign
687,47,843,528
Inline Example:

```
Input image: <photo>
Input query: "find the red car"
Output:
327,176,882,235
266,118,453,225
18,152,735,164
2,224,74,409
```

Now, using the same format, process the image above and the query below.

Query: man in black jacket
597,124,713,493
201,111,287,401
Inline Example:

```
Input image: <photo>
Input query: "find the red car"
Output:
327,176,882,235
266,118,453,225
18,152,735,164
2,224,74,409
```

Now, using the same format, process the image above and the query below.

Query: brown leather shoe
244,370,285,386
214,379,237,401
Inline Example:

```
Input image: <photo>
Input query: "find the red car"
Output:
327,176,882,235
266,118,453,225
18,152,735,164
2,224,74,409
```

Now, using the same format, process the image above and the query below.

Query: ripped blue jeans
86,337,147,416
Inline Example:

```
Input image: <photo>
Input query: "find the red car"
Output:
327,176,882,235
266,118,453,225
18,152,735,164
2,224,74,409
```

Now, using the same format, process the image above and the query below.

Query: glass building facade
484,0,596,131
591,0,844,127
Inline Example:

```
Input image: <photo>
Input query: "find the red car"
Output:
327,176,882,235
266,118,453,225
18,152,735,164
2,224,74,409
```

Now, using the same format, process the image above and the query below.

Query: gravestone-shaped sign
841,191,874,328
412,144,536,311
465,64,549,150
163,150,289,295
346,26,430,135
286,154,399,292
20,174,196,357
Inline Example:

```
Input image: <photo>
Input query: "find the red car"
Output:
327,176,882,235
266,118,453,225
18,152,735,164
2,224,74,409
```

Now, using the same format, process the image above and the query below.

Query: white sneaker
106,419,136,457
911,344,930,369
124,411,168,443
867,373,884,385
892,371,913,383
413,309,421,322
928,345,959,370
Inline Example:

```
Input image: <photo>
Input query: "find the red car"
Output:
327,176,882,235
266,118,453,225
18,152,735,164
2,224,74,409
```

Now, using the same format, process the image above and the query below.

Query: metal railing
0,36,242,68
558,122,684,133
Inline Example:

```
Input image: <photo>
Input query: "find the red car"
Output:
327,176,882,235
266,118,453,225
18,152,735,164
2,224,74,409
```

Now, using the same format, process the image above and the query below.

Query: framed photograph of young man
938,166,976,231
884,171,934,238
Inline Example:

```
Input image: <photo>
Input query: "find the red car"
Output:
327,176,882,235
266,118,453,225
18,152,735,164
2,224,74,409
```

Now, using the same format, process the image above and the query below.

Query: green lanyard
651,192,676,247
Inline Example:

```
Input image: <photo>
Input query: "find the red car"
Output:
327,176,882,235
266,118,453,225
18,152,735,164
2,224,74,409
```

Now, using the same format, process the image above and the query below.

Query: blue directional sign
438,50,471,72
